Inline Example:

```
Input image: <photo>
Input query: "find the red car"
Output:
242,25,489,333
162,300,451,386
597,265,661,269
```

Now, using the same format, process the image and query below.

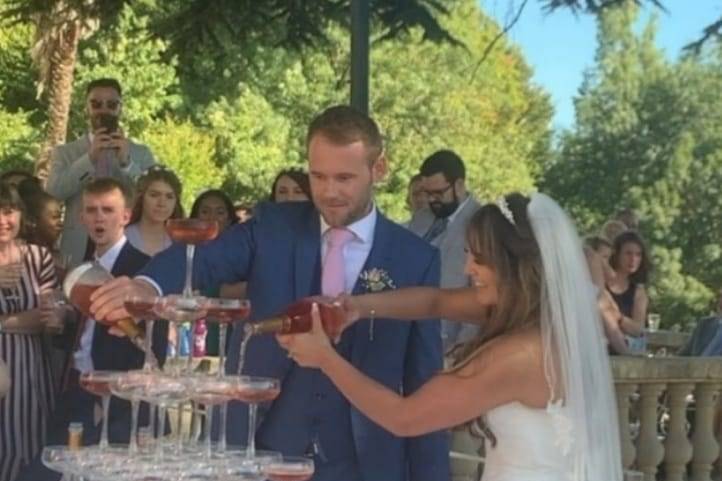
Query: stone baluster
690,383,721,481
635,383,666,481
615,383,638,470
663,383,694,481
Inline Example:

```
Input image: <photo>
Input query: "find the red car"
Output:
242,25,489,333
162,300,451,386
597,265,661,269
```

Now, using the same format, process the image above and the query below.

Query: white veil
527,193,622,481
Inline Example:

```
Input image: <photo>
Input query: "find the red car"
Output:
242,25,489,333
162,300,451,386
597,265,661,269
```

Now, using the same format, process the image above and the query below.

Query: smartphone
98,113,118,133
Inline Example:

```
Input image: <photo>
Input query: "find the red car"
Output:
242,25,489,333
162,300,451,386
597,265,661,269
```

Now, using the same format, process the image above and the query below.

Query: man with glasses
408,150,481,352
47,78,156,268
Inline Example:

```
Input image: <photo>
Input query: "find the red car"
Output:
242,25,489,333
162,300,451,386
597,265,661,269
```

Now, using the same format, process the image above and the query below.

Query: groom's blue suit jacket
141,202,450,481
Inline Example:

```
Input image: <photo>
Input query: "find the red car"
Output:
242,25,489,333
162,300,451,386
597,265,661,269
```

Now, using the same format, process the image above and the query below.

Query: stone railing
449,356,722,481
613,356,722,481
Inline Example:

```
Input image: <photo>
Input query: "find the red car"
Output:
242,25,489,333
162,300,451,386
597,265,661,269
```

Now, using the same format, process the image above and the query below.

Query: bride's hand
277,303,334,369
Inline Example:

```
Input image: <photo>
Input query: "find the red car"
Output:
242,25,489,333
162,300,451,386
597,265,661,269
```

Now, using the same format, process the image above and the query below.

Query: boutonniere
358,268,396,341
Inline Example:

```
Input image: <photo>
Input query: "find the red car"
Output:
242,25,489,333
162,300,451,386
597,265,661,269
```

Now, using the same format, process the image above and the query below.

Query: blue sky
480,0,722,130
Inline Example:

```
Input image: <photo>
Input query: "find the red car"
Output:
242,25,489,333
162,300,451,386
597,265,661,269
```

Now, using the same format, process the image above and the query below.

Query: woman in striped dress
0,184,57,481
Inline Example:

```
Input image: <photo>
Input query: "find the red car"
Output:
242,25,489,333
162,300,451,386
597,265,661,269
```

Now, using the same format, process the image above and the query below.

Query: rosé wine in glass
165,219,219,245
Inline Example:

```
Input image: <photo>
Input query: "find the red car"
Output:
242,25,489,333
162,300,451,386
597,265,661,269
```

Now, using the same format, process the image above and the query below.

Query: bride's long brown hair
451,193,543,367
449,193,543,446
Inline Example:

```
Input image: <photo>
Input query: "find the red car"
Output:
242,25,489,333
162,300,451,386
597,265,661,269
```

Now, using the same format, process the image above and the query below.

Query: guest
189,189,242,356
20,188,69,390
126,166,183,256
406,173,428,215
408,150,482,351
280,193,622,481
190,189,239,231
600,219,627,245
46,78,156,268
584,236,628,354
607,231,651,339
0,184,58,481
269,169,311,203
680,288,722,356
15,178,167,481
21,190,64,256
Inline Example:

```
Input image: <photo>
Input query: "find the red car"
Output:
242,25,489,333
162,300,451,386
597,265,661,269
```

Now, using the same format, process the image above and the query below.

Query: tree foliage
542,2,721,325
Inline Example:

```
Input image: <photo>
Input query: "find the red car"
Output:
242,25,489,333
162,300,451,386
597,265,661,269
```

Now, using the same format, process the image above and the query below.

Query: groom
91,105,450,481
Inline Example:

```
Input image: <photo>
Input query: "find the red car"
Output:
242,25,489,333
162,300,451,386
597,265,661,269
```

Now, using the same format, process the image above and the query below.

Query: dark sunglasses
89,99,122,110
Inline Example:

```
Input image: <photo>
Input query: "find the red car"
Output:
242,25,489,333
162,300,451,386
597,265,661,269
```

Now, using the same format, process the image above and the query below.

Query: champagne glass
165,219,219,374
110,371,156,454
185,375,238,458
204,298,251,378
138,374,189,461
230,376,280,459
0,239,26,305
124,294,165,371
263,456,315,481
79,370,122,450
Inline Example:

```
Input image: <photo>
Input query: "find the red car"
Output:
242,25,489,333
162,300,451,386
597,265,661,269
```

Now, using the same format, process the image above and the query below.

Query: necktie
321,228,355,297
423,217,448,242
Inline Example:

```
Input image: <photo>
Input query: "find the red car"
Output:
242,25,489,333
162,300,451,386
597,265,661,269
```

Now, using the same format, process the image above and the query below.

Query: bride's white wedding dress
482,401,573,481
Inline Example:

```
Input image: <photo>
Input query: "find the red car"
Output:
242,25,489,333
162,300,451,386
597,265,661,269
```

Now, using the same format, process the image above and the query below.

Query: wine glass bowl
165,219,219,245
155,295,209,323
204,298,251,324
263,456,315,481
124,294,164,320
232,376,281,404
79,370,121,397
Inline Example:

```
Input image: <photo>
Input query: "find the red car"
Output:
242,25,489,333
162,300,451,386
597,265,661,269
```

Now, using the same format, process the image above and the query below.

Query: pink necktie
321,228,354,297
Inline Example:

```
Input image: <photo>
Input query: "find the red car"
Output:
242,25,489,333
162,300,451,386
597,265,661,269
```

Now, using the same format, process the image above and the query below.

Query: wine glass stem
247,403,257,459
219,402,228,454
217,324,227,378
143,319,155,371
176,401,185,452
100,395,110,450
129,399,140,455
149,404,157,439
186,320,196,372
156,405,167,461
183,244,195,298
204,404,214,458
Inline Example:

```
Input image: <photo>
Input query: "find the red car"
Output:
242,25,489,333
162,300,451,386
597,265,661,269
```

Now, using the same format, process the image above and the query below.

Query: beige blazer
46,135,156,268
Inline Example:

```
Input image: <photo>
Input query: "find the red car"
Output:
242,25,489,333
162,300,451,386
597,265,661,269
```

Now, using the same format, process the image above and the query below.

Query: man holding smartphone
47,78,156,269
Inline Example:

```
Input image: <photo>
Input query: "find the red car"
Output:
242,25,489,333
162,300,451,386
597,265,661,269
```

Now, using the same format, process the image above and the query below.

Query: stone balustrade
613,356,722,481
450,356,722,481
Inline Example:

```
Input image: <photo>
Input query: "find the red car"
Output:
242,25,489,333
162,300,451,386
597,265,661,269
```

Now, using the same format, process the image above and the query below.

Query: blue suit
143,202,450,481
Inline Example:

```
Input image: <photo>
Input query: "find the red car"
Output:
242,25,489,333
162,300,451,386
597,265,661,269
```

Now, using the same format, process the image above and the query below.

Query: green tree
542,2,721,325
142,117,223,211
199,0,552,220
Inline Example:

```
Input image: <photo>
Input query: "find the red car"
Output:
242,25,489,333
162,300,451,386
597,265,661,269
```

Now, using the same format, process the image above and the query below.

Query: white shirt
73,235,127,374
320,207,377,294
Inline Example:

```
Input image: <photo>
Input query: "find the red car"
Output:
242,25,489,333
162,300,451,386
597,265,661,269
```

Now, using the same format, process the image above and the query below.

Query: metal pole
350,0,370,114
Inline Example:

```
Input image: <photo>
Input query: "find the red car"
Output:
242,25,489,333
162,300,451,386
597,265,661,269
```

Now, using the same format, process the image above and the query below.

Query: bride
279,192,622,481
